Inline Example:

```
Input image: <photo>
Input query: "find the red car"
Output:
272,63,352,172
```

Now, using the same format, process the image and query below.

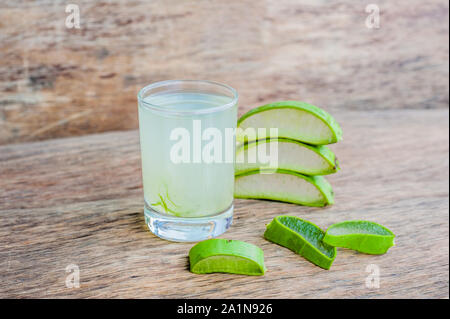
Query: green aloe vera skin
237,101,343,145
235,138,339,176
264,216,336,270
234,169,334,207
189,239,266,276
323,221,395,255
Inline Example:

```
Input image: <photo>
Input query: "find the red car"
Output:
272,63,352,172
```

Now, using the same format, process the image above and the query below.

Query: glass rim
137,79,238,115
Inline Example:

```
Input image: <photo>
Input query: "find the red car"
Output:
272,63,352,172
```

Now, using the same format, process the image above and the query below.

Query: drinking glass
137,80,238,241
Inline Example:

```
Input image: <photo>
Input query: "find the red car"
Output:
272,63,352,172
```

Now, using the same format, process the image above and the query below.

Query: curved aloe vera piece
235,138,339,176
234,169,334,207
189,239,266,276
237,101,343,145
264,216,336,269
323,221,395,255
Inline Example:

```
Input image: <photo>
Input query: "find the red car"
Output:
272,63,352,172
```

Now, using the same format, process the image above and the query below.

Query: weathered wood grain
0,0,448,144
0,109,448,298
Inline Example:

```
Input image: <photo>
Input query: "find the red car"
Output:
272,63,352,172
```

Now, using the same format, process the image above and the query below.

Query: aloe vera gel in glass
137,80,238,241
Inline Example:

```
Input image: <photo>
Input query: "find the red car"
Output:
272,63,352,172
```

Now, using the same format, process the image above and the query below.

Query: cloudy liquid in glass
138,92,237,217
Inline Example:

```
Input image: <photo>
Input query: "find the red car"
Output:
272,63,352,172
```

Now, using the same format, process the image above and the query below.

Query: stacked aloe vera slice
234,101,342,206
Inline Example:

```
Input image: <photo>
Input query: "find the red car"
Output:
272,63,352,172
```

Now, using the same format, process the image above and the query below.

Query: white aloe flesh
234,170,334,207
237,101,343,145
235,138,339,176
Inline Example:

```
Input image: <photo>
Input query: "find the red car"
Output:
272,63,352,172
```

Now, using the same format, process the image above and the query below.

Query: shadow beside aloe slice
264,216,336,270
323,221,395,255
234,169,334,207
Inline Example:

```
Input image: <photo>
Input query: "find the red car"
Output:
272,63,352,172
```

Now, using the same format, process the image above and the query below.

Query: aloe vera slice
235,138,339,176
323,221,395,255
189,239,266,275
264,216,336,269
237,101,343,145
234,169,334,207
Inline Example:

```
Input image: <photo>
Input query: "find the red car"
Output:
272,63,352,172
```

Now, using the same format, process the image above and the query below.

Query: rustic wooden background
0,0,448,144
0,0,449,299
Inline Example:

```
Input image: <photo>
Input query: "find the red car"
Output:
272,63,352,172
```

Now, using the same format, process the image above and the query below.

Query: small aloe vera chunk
189,239,266,276
323,221,395,255
264,216,336,269
237,101,343,145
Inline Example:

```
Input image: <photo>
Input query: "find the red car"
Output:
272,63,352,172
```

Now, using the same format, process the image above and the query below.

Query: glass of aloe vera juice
137,80,238,242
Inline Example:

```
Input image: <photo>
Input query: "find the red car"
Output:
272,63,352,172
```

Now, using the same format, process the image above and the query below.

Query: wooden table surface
1,0,449,299
0,109,448,298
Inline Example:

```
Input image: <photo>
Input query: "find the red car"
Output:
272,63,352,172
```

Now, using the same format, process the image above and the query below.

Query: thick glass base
144,203,233,242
